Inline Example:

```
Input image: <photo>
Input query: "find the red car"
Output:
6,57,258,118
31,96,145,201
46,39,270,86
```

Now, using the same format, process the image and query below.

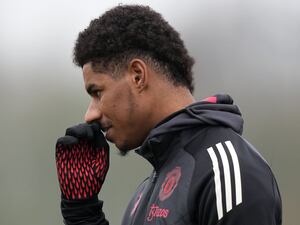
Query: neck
150,86,195,128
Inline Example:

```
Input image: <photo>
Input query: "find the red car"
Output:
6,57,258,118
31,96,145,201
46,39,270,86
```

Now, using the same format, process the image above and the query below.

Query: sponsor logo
159,166,181,201
146,204,169,222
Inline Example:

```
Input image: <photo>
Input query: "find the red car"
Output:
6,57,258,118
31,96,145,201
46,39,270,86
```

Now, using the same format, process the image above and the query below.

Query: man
55,5,282,225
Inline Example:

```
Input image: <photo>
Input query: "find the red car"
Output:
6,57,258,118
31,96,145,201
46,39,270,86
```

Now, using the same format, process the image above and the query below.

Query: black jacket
61,94,282,225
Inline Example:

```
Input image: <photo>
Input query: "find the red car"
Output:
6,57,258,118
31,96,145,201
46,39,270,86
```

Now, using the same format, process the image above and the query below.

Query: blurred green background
0,0,299,224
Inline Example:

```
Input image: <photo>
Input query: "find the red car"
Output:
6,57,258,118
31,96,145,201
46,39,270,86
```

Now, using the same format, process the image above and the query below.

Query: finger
65,123,94,140
56,135,79,146
89,122,108,148
94,134,109,149
90,122,101,132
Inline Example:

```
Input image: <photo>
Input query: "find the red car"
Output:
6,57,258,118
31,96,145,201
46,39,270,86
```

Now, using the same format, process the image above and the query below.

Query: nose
84,100,102,123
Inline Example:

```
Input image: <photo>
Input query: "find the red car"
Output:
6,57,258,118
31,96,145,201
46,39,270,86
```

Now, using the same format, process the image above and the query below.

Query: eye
95,90,102,98
90,90,102,99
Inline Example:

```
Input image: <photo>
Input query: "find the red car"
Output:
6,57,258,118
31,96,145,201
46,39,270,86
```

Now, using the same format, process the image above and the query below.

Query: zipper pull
151,171,158,183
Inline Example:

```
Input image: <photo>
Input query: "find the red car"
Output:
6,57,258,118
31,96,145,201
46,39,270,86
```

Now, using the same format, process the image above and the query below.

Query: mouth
101,126,111,132
101,126,113,141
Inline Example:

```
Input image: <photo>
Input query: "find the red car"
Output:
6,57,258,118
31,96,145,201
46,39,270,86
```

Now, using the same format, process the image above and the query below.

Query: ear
127,59,148,92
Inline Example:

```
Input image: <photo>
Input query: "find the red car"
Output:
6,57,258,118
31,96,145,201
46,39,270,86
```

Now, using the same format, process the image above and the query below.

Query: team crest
159,166,181,201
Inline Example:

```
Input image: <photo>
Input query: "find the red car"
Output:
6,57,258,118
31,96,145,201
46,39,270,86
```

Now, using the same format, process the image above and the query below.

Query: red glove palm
55,122,109,200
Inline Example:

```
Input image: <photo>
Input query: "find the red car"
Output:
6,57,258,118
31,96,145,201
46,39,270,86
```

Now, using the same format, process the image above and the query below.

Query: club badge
159,166,181,201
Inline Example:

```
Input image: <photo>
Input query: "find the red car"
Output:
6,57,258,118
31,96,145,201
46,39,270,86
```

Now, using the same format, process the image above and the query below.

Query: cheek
106,85,135,126
112,89,140,141
114,94,136,126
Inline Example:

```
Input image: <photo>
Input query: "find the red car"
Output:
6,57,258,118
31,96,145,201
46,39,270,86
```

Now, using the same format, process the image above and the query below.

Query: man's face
82,63,149,154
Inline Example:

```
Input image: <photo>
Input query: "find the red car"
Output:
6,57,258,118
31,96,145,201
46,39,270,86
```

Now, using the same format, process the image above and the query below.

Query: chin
115,141,137,156
118,149,130,156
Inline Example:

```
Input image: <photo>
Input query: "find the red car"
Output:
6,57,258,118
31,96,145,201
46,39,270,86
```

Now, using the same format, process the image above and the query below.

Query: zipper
142,170,159,223
129,169,159,225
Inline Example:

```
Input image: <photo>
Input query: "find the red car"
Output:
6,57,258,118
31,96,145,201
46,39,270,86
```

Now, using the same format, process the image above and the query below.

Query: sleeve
194,139,282,225
196,178,282,225
61,195,109,225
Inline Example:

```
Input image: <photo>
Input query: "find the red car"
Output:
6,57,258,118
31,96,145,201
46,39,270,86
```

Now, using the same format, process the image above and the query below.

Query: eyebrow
86,84,99,96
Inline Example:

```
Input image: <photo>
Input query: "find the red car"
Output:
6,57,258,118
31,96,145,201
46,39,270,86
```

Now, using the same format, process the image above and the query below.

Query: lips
100,122,111,131
102,126,113,142
100,122,113,140
101,126,111,132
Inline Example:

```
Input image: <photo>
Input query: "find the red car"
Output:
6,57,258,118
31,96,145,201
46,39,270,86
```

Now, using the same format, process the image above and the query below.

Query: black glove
55,122,109,200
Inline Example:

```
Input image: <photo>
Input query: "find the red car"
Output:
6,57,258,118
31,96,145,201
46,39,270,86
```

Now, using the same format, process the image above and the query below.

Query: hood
136,94,244,168
146,94,243,140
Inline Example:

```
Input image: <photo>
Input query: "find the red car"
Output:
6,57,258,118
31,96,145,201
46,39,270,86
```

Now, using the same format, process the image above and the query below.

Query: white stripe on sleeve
207,147,223,220
216,142,233,212
225,141,242,205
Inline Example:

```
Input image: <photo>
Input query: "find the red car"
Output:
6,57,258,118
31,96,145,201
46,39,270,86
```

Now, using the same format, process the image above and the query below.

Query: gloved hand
55,122,109,200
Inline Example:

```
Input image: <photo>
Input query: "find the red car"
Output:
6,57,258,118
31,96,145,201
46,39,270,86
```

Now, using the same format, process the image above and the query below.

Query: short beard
118,149,130,156
117,144,140,157
116,89,140,157
116,142,133,156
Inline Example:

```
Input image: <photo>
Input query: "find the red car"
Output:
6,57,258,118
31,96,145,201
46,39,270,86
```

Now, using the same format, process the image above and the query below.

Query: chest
122,149,195,225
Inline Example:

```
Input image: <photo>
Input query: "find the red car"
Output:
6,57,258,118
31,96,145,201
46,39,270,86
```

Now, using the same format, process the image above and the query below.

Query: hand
55,122,109,200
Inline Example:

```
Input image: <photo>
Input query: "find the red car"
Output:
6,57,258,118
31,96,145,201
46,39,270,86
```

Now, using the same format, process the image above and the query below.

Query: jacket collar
135,131,177,170
134,107,188,170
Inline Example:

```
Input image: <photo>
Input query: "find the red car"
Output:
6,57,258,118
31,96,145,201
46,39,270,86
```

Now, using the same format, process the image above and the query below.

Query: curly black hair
73,5,195,92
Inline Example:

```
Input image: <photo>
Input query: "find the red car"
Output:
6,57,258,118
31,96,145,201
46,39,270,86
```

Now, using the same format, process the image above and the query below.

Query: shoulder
181,126,276,192
181,126,281,224
182,126,269,172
